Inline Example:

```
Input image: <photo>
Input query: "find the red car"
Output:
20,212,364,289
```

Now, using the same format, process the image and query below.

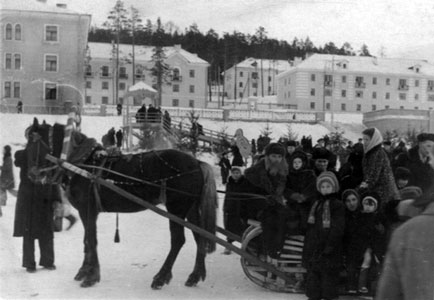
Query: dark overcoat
13,149,59,239
0,155,14,190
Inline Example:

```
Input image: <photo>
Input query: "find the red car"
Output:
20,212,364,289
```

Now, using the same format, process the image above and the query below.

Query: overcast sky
55,0,434,57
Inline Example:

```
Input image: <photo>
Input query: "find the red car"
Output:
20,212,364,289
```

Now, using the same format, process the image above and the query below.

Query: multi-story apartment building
85,42,210,108
277,54,434,112
1,0,91,112
224,57,292,100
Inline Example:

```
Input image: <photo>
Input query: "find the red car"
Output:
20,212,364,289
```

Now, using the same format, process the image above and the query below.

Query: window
85,65,92,76
45,25,58,42
172,99,179,107
324,75,333,87
311,74,316,81
415,93,419,101
239,71,243,77
341,90,346,97
428,94,434,101
252,81,258,88
385,92,390,100
119,97,123,104
398,79,408,90
189,100,194,108
415,106,419,110
372,91,377,99
5,24,12,40
356,91,363,98
252,72,258,79
268,86,272,93
102,82,109,90
86,81,91,89
372,77,377,85
386,78,390,85
119,82,125,90
355,76,365,88
45,83,57,100
415,80,419,87
372,105,376,111
14,54,21,69
85,96,91,104
101,66,109,77
399,93,406,100
268,76,272,82
356,104,361,111
135,67,144,79
101,96,108,104
310,102,315,109
310,88,315,96
287,91,290,98
5,53,12,69
385,105,390,109
45,54,58,72
287,78,291,84
239,82,243,88
15,24,21,40
325,89,332,96
173,84,179,92
189,70,195,78
13,82,20,98
341,103,346,111
172,68,181,81
239,92,243,98
342,76,346,83
189,85,195,93
428,80,434,91
119,67,127,79
325,103,330,110
4,81,11,97
400,106,404,109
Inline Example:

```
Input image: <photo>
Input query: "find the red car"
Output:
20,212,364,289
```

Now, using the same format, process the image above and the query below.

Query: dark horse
26,118,217,289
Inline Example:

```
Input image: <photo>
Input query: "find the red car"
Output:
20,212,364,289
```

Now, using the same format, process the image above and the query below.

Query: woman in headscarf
359,128,400,208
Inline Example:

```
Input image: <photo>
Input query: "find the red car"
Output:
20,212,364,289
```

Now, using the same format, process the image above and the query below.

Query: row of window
84,95,195,108
307,88,428,101
85,81,197,94
4,53,58,72
86,65,196,79
309,102,429,111
5,23,58,42
3,81,57,100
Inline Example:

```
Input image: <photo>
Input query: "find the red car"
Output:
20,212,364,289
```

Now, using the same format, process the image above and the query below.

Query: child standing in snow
303,171,345,300
0,145,15,216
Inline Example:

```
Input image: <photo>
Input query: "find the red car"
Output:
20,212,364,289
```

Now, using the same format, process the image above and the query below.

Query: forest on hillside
89,0,372,83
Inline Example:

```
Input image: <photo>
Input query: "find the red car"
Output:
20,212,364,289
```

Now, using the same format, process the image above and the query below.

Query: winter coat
223,176,249,237
0,155,14,190
218,157,231,184
302,193,345,270
395,146,434,194
376,201,434,300
361,144,400,205
285,154,317,235
230,145,244,167
13,149,60,239
343,209,365,266
339,150,364,191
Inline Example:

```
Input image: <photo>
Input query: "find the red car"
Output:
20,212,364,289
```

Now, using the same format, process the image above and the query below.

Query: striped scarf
307,199,331,228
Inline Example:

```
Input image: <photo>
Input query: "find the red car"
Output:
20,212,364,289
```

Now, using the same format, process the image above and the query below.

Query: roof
0,0,90,16
88,42,209,65
278,53,434,77
233,57,292,72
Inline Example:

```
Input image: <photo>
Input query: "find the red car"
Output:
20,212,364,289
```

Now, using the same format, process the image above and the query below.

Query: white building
277,54,434,112
224,57,292,100
85,42,210,108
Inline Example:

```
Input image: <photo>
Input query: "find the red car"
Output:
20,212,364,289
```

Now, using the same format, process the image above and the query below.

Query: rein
76,163,201,198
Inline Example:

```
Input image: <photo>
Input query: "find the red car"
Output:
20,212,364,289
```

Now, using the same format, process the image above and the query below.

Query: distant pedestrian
0,145,15,216
116,103,122,116
16,101,23,113
116,129,123,149
218,151,231,185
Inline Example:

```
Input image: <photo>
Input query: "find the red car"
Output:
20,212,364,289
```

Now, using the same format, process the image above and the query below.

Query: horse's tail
198,161,217,254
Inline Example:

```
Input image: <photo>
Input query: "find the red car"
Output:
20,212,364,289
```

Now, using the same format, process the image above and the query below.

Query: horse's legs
185,208,207,287
151,220,185,290
74,203,100,287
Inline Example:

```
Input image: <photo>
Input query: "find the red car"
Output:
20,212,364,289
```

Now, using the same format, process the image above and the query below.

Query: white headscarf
364,128,383,154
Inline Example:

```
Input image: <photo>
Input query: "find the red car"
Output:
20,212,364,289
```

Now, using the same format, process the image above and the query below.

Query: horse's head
25,118,65,184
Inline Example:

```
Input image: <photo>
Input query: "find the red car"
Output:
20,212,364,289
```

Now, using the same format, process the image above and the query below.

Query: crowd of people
135,104,171,128
220,129,434,299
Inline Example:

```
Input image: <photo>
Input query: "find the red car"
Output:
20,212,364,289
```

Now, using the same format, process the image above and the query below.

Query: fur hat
362,194,379,212
291,150,308,166
395,167,411,181
342,189,360,202
417,133,434,143
400,186,423,200
286,140,297,147
316,171,339,193
312,147,331,160
231,165,245,174
265,143,286,156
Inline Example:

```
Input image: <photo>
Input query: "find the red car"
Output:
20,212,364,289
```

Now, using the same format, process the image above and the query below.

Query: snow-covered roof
0,0,89,16
279,53,434,77
234,57,292,72
88,42,209,65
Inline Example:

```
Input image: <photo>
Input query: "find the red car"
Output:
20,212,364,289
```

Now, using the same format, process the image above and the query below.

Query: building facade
224,57,293,100
85,43,210,108
277,54,434,112
0,0,91,113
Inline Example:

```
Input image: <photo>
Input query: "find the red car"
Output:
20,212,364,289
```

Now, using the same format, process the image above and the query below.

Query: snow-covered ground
0,113,363,299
